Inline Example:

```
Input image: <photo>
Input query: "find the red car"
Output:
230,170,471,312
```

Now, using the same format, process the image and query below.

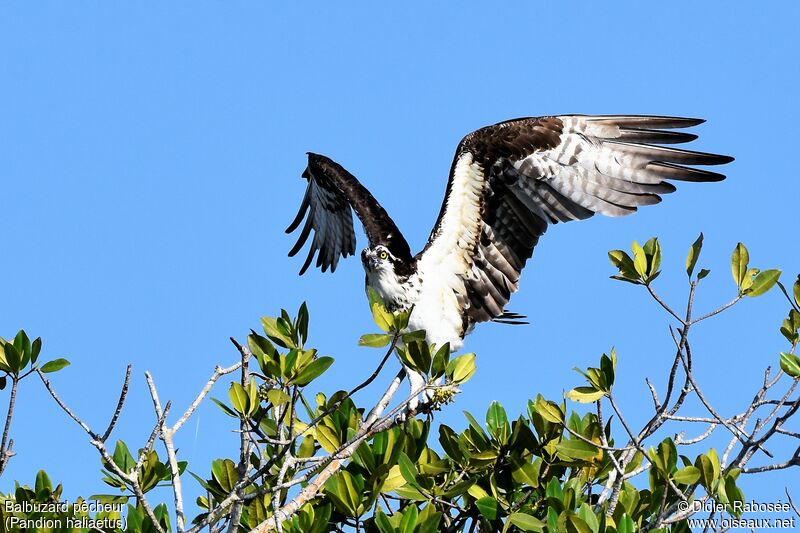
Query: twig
172,361,242,433
786,488,800,519
646,285,685,324
101,365,132,442
37,370,98,439
690,295,742,324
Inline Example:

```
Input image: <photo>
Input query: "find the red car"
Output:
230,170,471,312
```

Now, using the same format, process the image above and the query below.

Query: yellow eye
379,251,388,260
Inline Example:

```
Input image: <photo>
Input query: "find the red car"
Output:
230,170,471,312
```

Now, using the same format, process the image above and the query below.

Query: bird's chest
364,267,467,351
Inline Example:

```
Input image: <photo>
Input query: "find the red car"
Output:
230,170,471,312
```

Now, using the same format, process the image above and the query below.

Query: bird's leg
404,365,426,412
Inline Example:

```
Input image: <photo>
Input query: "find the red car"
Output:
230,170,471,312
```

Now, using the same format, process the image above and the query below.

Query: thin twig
690,295,742,324
101,365,132,442
172,361,242,433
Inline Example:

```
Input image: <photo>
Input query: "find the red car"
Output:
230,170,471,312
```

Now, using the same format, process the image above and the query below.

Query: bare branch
144,371,188,533
646,285,685,324
37,370,99,439
172,361,243,433
691,295,742,324
0,377,19,475
101,365,132,442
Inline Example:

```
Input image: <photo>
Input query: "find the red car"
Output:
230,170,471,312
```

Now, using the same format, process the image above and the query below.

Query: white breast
412,153,486,352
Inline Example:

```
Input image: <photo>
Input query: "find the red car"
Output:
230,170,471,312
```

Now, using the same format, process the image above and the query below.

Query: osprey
287,115,732,353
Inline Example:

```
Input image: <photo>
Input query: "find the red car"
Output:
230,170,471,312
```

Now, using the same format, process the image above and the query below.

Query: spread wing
417,115,733,328
286,153,412,274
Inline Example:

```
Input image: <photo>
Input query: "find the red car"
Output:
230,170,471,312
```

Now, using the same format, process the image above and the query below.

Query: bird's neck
365,269,419,312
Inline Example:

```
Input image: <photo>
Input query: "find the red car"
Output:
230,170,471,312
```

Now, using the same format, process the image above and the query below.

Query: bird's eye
379,251,388,260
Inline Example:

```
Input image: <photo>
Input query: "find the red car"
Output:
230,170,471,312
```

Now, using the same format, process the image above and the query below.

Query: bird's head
361,245,399,274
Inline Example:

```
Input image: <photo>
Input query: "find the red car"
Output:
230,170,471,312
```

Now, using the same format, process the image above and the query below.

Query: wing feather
287,153,411,274
418,115,733,333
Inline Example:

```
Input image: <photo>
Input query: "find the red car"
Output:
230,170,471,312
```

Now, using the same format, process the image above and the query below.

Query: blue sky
2,0,798,519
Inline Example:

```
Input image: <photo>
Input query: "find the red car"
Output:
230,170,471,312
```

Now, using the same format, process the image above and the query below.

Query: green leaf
228,382,249,415
328,470,361,517
697,268,711,280
447,353,476,384
399,504,418,533
112,440,136,474
297,302,309,346
781,310,800,343
246,378,259,416
632,240,647,278
266,389,291,407
210,397,237,417
731,242,749,289
0,343,9,374
740,267,760,292
15,332,32,370
780,352,800,378
211,458,238,492
545,477,563,500
686,233,704,278
315,425,340,453
617,514,634,533
534,397,564,424
600,349,616,389
555,439,600,461
724,475,745,517
643,237,661,278
3,343,20,373
507,512,546,532
431,342,450,379
673,465,701,484
367,287,394,332
35,470,52,497
397,452,420,488
567,386,605,403
358,333,391,348
40,358,70,373
746,269,781,297
374,509,395,533
486,401,509,442
510,456,540,487
402,330,427,343
794,277,800,308
406,341,432,374
13,331,31,364
297,434,316,458
261,315,294,348
576,503,599,533
292,356,334,386
566,515,594,533
31,337,42,364
608,250,639,280
475,496,499,521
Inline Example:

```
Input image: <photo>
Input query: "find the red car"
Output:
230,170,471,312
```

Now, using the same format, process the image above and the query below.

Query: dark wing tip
648,161,729,182
586,115,706,129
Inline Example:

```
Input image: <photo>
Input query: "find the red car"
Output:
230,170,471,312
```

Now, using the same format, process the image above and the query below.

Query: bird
286,115,732,392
